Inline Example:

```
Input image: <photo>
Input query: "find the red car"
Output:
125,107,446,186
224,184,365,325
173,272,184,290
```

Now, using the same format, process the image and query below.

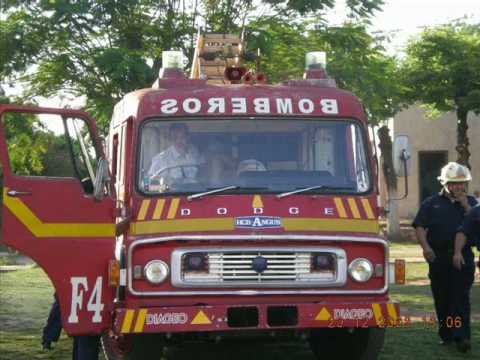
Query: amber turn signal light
108,259,120,287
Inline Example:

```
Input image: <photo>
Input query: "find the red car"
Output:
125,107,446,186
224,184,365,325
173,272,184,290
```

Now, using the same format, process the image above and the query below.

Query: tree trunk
377,125,401,241
387,188,401,237
456,107,470,168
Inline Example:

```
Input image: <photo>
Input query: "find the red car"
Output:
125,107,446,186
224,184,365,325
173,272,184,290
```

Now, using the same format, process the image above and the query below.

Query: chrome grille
171,247,347,288
208,252,311,281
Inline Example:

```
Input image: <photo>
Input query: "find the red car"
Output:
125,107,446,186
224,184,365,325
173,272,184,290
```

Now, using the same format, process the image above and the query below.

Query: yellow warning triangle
191,310,212,325
252,195,264,209
315,307,332,321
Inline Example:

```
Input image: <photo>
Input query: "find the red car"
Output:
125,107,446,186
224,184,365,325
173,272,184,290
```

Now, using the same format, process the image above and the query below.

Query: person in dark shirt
452,204,480,347
412,162,476,353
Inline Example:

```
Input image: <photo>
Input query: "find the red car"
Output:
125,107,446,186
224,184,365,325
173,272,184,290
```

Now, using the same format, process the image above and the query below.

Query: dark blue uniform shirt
412,193,477,259
457,204,480,250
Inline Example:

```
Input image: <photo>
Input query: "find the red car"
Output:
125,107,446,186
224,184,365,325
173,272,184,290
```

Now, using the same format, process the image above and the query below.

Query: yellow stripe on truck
334,198,348,218
361,199,375,219
387,303,398,325
130,217,379,235
3,188,115,238
152,199,166,220
167,198,180,219
133,309,148,333
121,310,135,333
372,303,384,326
347,198,361,219
283,218,379,234
131,218,235,235
137,200,151,220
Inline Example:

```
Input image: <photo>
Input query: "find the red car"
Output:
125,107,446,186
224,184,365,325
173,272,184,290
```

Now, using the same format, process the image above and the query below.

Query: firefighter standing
413,162,476,353
453,201,480,347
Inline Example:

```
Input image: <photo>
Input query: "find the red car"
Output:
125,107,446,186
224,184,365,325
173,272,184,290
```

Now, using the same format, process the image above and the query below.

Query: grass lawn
1,263,480,359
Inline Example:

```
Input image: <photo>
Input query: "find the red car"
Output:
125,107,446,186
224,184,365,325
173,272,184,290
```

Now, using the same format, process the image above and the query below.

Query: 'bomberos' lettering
159,97,339,115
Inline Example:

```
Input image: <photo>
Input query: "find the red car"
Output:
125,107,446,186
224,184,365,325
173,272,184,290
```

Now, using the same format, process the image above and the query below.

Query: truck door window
3,113,98,193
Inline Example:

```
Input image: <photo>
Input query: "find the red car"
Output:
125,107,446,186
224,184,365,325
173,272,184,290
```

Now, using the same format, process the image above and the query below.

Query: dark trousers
429,257,475,342
42,294,62,345
72,336,100,360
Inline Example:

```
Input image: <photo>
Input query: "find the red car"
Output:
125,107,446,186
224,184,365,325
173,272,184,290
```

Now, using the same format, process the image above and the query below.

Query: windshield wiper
276,185,355,199
187,185,239,201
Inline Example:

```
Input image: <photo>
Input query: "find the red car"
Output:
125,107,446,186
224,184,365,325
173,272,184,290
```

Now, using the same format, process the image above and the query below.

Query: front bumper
114,301,400,334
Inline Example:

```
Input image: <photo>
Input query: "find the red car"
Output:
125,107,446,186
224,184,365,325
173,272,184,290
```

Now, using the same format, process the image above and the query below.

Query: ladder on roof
190,32,246,84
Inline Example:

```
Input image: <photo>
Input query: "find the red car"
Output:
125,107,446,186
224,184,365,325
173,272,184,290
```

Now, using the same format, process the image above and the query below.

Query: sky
329,0,479,54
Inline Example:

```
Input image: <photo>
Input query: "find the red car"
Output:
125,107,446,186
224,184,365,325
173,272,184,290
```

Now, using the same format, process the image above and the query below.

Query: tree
400,21,480,168
0,0,384,132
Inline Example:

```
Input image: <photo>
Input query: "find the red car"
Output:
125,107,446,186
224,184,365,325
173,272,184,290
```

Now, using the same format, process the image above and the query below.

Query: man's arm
415,226,436,263
453,232,467,270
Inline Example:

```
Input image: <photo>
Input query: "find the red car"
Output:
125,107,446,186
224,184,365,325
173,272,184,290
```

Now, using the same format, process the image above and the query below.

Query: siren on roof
305,52,327,70
303,51,329,81
159,50,186,79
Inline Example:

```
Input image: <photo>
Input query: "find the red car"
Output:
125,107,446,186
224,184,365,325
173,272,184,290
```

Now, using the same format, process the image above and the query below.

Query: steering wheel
149,164,201,184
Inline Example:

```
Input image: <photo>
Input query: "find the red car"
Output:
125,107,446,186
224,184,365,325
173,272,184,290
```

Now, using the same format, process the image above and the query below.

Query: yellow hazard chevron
191,310,211,325
167,198,180,219
334,197,377,220
121,309,135,333
137,200,151,220
133,309,148,333
387,303,398,325
372,303,384,326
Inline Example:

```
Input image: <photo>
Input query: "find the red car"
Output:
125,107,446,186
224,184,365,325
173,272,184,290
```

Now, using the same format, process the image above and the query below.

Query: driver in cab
148,123,205,184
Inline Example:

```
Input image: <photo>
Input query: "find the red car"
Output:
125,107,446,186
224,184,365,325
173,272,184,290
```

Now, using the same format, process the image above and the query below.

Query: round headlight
348,258,373,282
144,260,169,284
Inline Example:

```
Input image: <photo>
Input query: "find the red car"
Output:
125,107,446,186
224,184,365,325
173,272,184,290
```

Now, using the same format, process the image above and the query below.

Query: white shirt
148,145,204,179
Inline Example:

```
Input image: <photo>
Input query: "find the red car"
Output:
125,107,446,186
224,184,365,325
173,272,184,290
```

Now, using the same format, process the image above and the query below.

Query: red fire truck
0,34,404,360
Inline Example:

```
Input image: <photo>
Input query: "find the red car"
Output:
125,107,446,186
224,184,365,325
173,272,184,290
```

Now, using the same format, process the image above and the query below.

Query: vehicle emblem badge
252,256,268,273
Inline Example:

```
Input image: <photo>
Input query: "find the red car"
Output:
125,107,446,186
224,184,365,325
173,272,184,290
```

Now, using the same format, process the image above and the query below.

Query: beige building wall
393,106,480,220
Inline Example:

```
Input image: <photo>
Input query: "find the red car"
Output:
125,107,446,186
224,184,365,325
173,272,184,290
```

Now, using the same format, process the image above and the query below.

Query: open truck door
0,105,116,335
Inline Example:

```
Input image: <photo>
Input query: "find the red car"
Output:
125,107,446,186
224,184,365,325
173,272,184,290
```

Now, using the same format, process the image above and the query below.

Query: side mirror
393,135,411,177
93,158,111,201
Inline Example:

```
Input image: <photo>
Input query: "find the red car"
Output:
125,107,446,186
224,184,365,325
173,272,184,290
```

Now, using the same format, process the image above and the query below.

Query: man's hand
423,246,436,263
453,252,465,270
456,191,471,211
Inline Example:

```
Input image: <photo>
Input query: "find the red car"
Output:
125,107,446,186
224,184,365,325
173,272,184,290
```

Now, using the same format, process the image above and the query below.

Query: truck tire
101,333,164,360
309,328,385,360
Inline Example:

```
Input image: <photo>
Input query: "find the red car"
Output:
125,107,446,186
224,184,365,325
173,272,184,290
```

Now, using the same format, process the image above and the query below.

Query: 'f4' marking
68,277,104,323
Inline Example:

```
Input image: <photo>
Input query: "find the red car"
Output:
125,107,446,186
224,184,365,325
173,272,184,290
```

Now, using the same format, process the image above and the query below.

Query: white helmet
437,162,472,185
237,159,267,174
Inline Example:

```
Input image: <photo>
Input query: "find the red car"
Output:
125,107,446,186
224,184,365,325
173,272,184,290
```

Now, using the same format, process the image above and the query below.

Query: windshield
138,119,372,195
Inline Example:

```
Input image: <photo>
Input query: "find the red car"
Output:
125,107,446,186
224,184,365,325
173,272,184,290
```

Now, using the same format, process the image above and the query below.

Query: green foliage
0,97,48,176
400,21,480,166
0,0,384,132
401,22,480,114
248,19,401,125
